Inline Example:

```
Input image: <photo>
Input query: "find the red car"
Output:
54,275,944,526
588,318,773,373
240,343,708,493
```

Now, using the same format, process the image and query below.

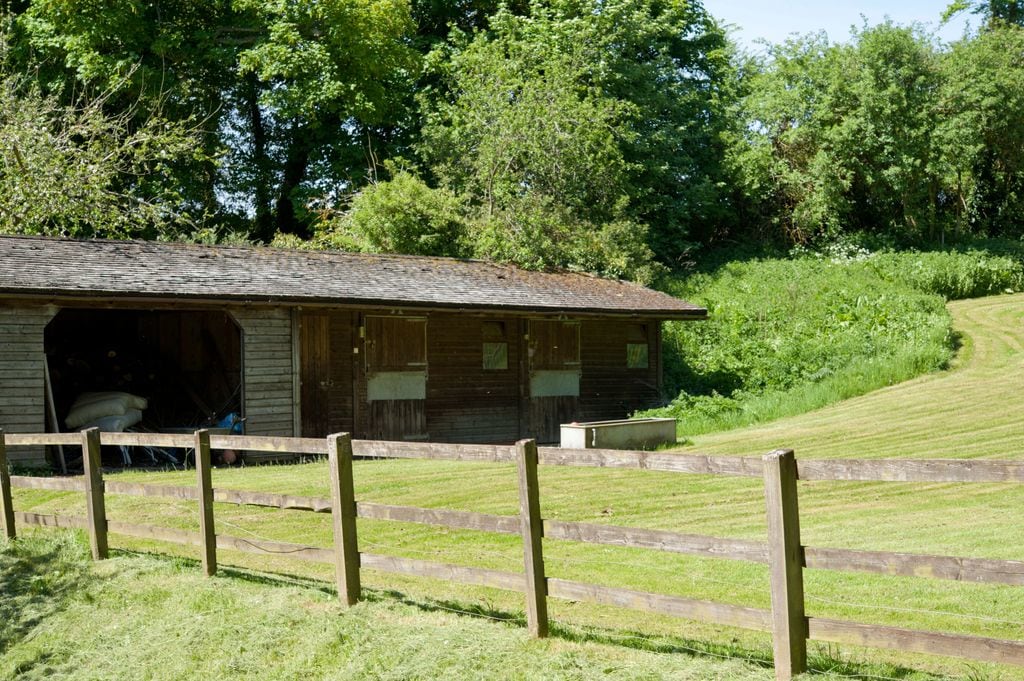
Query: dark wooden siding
0,305,55,466
327,312,355,435
578,319,662,422
425,313,521,443
233,308,295,437
299,312,330,437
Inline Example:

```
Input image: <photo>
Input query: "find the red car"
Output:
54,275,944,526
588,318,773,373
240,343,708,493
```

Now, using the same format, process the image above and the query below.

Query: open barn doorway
44,309,242,464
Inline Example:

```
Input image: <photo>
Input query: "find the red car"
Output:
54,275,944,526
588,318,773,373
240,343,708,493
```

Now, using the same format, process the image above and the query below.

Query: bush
869,250,1024,299
643,247,1023,435
322,170,470,258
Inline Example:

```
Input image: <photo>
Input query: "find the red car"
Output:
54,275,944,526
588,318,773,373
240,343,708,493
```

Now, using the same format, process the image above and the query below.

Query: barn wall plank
425,313,521,443
578,319,662,424
0,304,56,466
231,308,295,437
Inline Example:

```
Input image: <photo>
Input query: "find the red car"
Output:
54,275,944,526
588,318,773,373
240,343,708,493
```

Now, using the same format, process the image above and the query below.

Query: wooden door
299,312,331,437
364,316,428,440
527,320,581,443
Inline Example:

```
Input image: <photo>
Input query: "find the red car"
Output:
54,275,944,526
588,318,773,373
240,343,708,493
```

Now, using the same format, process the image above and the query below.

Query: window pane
627,343,649,369
483,342,508,370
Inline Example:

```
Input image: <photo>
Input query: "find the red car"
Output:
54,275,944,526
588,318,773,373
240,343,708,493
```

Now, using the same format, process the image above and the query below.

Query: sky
703,0,976,51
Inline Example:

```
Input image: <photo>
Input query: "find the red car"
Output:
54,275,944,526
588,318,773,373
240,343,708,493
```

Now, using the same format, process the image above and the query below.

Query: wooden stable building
0,236,705,466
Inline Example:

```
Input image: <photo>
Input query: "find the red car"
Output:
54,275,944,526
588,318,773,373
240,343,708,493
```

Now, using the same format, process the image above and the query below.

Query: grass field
4,293,1024,679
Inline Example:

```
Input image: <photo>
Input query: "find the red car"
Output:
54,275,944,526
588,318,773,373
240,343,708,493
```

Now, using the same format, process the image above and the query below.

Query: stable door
364,316,428,440
527,319,581,442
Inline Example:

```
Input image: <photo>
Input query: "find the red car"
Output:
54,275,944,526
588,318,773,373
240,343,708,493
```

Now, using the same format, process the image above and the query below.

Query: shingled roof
0,236,706,318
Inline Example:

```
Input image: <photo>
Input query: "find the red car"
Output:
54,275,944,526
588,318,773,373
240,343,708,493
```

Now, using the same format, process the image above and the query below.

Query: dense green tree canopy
729,25,945,244
0,0,1022,274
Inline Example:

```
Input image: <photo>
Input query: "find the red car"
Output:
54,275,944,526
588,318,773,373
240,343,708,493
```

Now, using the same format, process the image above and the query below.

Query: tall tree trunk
275,122,313,237
246,73,274,242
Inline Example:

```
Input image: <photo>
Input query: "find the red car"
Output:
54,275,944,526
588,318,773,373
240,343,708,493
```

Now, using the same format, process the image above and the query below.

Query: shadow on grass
101,549,954,680
0,532,96,675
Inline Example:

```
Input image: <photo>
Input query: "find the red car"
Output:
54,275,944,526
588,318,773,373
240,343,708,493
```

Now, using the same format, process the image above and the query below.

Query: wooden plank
763,449,806,679
81,428,107,560
0,386,45,398
546,578,772,632
0,431,15,539
107,520,200,546
797,458,1024,483
42,359,66,474
5,433,81,447
360,552,525,592
195,429,216,576
544,520,769,563
0,369,46,380
357,502,519,534
803,546,1024,585
102,433,193,448
216,534,335,564
291,309,302,438
209,434,324,455
516,439,548,637
807,617,1024,666
10,475,86,492
0,397,45,407
16,511,88,530
105,480,197,500
328,433,360,606
351,440,516,462
215,488,330,512
538,447,763,478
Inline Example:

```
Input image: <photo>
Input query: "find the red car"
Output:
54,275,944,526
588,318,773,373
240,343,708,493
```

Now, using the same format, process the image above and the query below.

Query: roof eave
0,287,707,320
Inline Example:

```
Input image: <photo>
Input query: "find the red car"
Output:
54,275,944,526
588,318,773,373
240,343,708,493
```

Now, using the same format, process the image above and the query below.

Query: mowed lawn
5,294,1024,680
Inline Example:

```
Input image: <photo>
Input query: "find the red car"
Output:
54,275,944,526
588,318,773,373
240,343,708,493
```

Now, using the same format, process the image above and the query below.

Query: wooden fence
3,428,1024,679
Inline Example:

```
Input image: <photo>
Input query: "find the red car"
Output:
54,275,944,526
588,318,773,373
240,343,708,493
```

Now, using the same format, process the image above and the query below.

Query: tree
234,0,418,237
0,74,201,238
944,0,1024,27
938,24,1024,235
418,0,734,276
16,0,238,217
729,24,945,244
14,0,420,239
320,166,470,257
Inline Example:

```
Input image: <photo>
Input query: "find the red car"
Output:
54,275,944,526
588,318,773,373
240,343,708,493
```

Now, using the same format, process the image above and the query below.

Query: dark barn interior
44,309,242,432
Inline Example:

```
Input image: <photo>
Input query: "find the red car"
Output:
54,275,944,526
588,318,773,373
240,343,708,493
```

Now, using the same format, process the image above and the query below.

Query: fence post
763,448,807,680
195,429,217,576
81,427,108,560
516,438,548,638
328,433,361,606
0,430,15,540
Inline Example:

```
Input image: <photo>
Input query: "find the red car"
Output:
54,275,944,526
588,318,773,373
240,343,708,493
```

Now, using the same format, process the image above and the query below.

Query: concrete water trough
559,417,677,450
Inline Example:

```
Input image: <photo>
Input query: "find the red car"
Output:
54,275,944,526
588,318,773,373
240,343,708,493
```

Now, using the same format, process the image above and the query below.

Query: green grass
5,293,1024,679
644,247,1024,436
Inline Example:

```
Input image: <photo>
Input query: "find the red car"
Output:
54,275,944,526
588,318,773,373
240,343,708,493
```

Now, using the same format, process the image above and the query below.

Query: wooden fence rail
3,428,1024,678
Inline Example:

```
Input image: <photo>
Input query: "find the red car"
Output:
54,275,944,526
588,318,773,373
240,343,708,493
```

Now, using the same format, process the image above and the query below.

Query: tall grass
644,246,1023,436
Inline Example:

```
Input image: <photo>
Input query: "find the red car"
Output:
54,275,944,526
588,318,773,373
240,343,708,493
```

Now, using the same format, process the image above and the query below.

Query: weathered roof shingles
0,236,705,318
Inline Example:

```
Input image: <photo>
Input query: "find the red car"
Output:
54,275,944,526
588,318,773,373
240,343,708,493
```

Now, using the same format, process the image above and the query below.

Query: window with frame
482,321,508,370
626,323,649,369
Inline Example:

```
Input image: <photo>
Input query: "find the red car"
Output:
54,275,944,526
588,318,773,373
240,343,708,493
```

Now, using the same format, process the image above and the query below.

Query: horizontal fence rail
3,429,1024,678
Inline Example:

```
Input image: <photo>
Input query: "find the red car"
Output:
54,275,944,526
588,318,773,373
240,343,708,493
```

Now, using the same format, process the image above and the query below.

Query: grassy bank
644,246,1024,436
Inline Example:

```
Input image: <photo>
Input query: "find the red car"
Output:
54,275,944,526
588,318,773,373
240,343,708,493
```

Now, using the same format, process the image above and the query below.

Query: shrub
322,170,470,258
869,250,1024,299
